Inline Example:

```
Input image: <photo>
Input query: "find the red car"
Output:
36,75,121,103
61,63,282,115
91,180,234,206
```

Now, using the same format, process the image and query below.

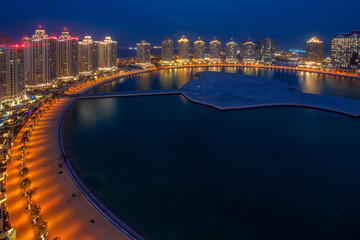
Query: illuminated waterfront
90,67,360,101
63,69,360,239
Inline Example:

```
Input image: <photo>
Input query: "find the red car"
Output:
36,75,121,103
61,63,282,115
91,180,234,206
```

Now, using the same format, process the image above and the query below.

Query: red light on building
21,44,25,47
15,45,19,47
38,25,42,29
64,28,67,31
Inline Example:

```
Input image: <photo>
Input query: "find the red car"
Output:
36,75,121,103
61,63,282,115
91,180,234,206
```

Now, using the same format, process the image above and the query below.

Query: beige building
178,36,189,61
57,29,79,79
194,37,205,62
98,36,117,71
331,31,360,67
226,38,238,62
0,45,26,106
305,37,324,63
21,27,57,89
210,37,221,60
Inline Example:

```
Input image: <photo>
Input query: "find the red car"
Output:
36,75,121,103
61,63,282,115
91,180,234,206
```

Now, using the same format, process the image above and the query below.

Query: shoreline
7,65,360,240
57,97,145,240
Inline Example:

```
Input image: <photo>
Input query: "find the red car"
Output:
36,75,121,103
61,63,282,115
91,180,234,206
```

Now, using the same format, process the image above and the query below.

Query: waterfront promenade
5,71,152,239
5,65,360,240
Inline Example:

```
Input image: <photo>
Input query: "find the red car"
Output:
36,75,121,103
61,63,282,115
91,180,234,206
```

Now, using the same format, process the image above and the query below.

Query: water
63,68,360,239
90,67,360,101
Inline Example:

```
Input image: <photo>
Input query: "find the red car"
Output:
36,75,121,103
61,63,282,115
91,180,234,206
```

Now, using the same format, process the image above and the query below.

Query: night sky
1,0,359,53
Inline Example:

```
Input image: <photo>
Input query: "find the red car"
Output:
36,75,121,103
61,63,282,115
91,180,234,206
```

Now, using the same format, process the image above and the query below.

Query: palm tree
22,130,31,138
30,205,41,224
20,177,31,191
21,136,29,144
19,145,27,152
18,166,29,177
37,220,48,239
26,187,37,206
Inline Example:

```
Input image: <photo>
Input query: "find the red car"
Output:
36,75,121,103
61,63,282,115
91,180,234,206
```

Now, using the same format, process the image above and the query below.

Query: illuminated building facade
194,37,205,62
331,31,360,67
137,40,151,63
79,35,95,74
226,38,238,62
57,29,79,79
210,37,221,60
98,36,117,70
93,41,99,71
305,37,323,63
161,37,173,62
0,44,26,105
178,36,189,61
21,27,57,88
262,36,275,64
242,41,256,63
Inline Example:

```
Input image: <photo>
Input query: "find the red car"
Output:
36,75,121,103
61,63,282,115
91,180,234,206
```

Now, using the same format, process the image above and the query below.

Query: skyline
1,0,360,51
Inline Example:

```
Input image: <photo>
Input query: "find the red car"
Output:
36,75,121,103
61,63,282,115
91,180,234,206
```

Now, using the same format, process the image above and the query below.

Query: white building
194,37,205,62
79,35,96,74
98,36,117,71
137,40,151,64
210,37,221,61
226,38,238,63
57,29,79,80
161,37,173,63
178,36,189,62
21,27,57,89
262,36,275,65
0,44,26,106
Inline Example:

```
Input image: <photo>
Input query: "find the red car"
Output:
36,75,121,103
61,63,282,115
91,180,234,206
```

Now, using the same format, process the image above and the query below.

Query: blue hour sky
1,0,359,54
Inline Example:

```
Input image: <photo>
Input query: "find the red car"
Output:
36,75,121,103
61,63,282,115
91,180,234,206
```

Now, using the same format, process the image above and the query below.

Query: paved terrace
181,72,360,117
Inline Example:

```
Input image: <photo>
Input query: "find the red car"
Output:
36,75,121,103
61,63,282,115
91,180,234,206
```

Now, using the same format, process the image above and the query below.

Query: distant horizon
0,25,350,57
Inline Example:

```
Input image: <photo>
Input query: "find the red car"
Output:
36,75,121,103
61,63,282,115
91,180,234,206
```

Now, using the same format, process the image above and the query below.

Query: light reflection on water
90,67,360,101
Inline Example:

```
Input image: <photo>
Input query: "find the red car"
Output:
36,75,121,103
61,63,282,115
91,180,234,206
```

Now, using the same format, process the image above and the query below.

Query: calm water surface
64,68,360,239
90,67,360,101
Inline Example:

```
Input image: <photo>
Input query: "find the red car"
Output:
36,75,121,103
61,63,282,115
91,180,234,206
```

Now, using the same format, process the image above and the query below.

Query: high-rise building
305,37,324,63
49,37,57,81
98,36,117,70
178,36,189,61
21,27,57,89
210,37,221,60
242,41,256,63
57,29,79,79
92,41,99,71
262,36,275,65
331,31,360,67
0,44,26,105
79,35,96,74
136,40,151,64
194,37,205,62
161,37,173,62
226,38,238,62
254,41,262,61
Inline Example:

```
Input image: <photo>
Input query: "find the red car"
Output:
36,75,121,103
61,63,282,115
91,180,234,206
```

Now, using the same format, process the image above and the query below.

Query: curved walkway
6,66,360,240
5,71,155,240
